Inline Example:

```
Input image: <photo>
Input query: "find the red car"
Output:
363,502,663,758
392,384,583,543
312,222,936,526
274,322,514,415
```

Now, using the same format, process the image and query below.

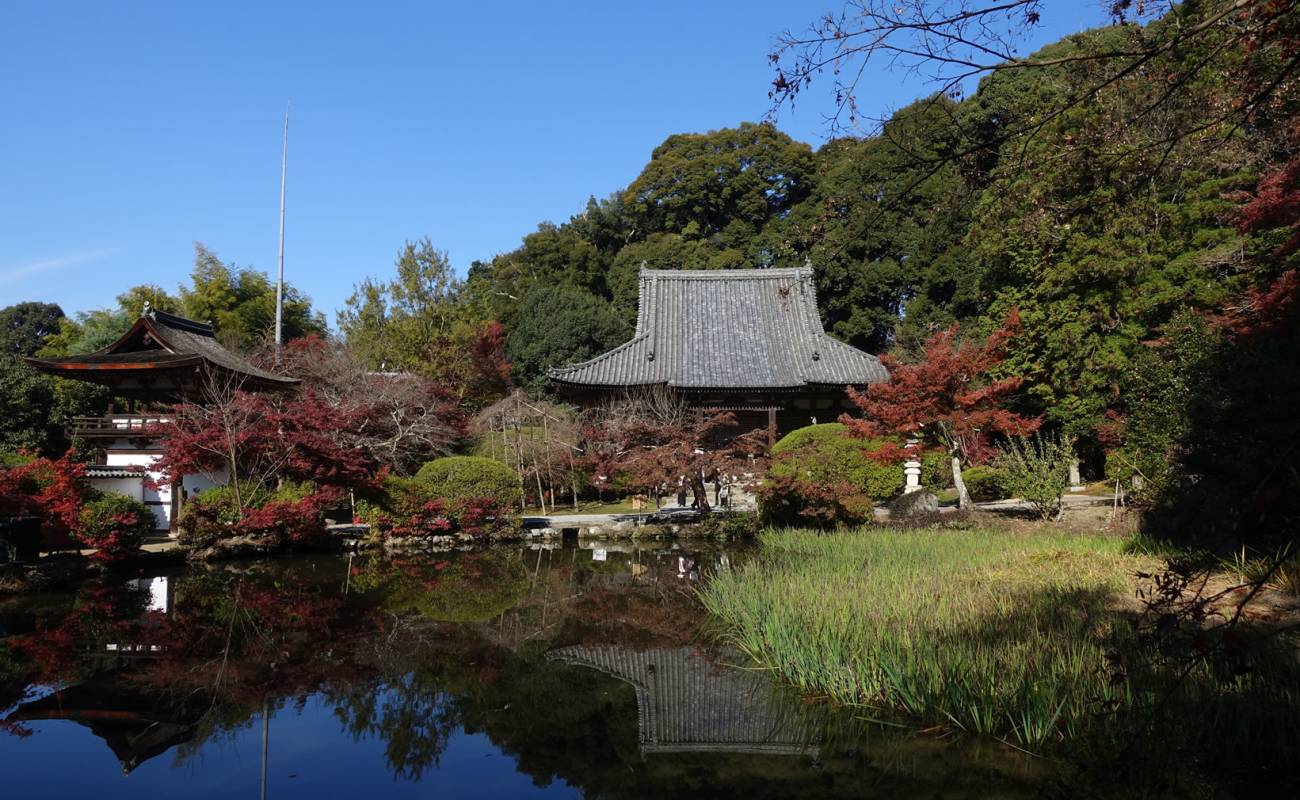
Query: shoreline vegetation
702,528,1146,747
700,526,1300,791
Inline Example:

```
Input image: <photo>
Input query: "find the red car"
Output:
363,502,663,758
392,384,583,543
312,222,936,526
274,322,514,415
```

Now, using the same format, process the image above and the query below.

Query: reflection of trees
353,549,529,623
329,671,458,781
2,547,1048,797
480,546,722,653
3,562,390,766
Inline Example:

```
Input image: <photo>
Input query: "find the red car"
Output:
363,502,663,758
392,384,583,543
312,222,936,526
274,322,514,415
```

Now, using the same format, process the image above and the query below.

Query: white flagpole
274,109,288,360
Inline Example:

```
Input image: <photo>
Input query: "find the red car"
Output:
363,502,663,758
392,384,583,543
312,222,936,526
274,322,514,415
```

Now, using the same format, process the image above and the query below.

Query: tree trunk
567,446,579,510
690,473,712,514
533,456,546,516
951,451,971,510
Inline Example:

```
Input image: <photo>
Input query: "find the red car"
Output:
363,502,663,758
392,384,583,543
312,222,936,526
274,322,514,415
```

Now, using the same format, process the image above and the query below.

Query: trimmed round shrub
759,423,912,528
177,482,265,548
413,456,522,508
77,492,153,563
921,450,951,488
962,465,1009,502
757,472,875,528
768,424,907,501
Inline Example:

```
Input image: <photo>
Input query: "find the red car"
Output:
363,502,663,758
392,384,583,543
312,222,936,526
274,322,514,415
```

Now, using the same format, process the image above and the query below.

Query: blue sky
1,1,1104,322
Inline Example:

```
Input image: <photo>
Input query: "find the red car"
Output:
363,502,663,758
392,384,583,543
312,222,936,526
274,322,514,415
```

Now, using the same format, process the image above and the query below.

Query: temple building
548,267,887,439
25,305,298,533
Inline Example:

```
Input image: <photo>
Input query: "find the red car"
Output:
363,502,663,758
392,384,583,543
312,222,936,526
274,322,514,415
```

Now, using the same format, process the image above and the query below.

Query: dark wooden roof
25,306,298,399
548,267,887,391
5,679,200,774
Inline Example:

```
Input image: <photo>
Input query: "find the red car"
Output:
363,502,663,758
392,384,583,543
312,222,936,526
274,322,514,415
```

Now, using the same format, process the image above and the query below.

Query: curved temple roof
25,306,298,399
548,267,887,391
548,645,819,756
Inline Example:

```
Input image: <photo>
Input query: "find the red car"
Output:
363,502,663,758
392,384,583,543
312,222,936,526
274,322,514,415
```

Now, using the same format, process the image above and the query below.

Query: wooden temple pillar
169,479,181,534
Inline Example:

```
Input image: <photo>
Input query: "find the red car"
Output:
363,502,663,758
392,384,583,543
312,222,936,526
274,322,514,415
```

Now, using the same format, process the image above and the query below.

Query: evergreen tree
0,302,64,357
505,284,631,396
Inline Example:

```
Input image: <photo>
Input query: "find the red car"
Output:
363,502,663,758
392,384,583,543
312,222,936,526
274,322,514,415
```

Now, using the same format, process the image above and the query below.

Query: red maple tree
842,311,1039,508
271,335,467,474
1223,137,1300,342
0,451,86,548
152,380,379,510
581,391,766,513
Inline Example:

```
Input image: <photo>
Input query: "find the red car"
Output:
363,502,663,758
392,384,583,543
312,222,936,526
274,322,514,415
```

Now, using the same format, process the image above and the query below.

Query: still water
1,543,1050,798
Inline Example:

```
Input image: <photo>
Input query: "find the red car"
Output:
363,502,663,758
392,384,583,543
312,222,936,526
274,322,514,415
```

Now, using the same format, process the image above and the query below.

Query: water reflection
0,545,1049,798
548,646,819,758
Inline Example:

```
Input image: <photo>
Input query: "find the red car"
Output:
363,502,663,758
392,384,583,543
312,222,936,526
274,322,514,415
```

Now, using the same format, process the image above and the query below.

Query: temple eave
25,358,203,372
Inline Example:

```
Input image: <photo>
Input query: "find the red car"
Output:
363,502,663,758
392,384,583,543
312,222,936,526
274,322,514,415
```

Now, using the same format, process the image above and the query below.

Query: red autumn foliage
842,311,1039,507
274,336,467,473
361,495,511,540
422,319,512,409
1096,409,1126,451
152,386,380,501
76,494,154,563
1209,269,1300,343
236,485,344,546
581,393,767,513
0,451,87,548
472,320,512,387
754,473,871,528
1236,156,1300,256
1222,121,1300,342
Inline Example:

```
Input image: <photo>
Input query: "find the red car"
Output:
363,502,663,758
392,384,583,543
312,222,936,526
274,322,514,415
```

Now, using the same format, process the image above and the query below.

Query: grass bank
702,526,1300,790
701,527,1147,747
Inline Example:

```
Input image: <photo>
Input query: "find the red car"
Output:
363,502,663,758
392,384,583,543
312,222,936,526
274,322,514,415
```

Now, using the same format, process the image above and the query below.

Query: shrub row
358,456,520,541
759,424,951,527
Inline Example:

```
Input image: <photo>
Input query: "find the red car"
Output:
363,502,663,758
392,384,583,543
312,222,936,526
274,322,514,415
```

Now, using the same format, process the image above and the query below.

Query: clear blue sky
0,1,1104,323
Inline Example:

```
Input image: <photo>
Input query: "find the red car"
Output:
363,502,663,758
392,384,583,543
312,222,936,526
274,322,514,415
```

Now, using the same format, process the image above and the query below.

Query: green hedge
962,465,1009,502
413,456,522,508
77,492,153,561
769,424,908,502
922,451,950,488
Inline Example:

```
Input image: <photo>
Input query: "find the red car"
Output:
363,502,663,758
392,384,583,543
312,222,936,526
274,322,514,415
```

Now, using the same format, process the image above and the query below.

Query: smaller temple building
25,305,298,533
548,267,887,439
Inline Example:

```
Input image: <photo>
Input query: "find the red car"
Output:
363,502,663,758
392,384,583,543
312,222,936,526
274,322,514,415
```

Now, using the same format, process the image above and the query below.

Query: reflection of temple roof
5,680,199,773
547,645,818,757
25,306,298,400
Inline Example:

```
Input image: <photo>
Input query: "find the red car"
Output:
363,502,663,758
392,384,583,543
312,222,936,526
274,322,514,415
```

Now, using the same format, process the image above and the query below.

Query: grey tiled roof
84,464,148,479
548,267,887,390
547,645,819,756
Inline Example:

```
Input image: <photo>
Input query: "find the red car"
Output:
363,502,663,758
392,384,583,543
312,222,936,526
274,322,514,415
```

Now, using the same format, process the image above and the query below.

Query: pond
1,543,1054,798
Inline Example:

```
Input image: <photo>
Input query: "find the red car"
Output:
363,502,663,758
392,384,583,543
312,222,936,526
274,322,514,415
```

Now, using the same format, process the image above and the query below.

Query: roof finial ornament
142,300,152,318
803,255,813,270
640,259,648,272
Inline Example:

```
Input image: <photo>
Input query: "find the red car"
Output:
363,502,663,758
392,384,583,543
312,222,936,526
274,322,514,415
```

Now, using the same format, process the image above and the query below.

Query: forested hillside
4,0,1296,542
339,0,1289,541
419,12,1282,408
